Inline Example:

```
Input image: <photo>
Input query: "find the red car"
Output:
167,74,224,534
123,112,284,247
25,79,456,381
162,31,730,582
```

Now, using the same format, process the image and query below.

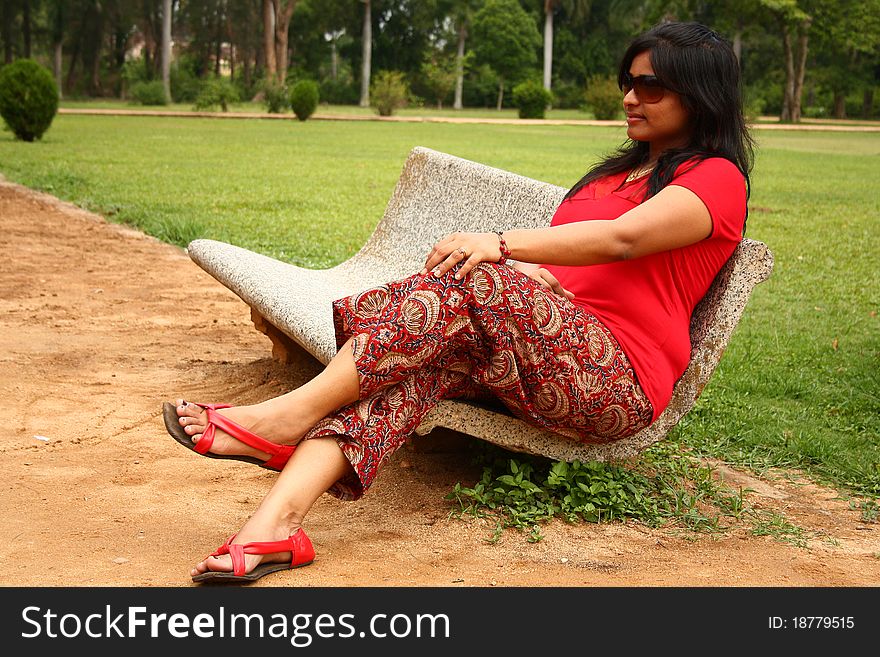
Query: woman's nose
622,88,639,108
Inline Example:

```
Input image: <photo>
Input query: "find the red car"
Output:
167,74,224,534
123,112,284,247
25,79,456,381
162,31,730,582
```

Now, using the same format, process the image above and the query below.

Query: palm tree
359,0,371,107
542,0,590,92
450,0,480,110
161,0,172,103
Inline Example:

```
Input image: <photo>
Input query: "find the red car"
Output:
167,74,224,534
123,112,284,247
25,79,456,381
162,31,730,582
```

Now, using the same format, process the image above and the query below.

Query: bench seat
187,146,773,463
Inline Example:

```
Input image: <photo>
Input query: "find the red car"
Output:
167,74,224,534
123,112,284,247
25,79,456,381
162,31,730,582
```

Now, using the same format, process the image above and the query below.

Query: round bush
584,75,621,120
512,80,552,119
130,80,168,106
370,70,409,117
194,76,240,112
290,79,319,121
0,59,59,142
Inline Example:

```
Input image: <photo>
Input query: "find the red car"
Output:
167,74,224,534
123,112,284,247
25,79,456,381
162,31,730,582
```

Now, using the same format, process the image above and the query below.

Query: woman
164,21,753,583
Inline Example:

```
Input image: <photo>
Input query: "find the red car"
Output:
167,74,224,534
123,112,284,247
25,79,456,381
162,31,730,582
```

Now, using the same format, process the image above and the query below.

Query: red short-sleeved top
542,157,747,421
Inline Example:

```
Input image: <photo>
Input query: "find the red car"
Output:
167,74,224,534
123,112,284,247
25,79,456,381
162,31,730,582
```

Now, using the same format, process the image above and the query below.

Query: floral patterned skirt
301,263,653,500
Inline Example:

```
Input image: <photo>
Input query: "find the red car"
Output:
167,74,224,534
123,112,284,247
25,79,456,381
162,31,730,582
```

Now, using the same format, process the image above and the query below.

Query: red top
542,157,747,421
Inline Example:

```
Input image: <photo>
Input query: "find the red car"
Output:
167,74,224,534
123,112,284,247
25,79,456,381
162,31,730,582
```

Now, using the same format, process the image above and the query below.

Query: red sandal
192,528,315,583
162,401,294,471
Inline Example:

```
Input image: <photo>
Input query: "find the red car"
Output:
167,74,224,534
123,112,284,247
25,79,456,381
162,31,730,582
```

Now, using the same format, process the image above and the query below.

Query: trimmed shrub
262,80,288,113
130,80,168,106
0,59,59,142
512,79,552,119
194,76,240,112
584,75,621,120
370,70,409,116
289,79,319,121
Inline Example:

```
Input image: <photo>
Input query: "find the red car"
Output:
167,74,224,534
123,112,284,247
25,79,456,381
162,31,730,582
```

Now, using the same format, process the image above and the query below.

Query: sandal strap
203,407,287,458
190,402,232,411
218,529,314,577
186,402,230,457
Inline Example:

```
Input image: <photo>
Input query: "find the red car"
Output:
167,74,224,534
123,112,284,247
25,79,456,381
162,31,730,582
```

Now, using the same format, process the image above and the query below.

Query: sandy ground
1,179,878,588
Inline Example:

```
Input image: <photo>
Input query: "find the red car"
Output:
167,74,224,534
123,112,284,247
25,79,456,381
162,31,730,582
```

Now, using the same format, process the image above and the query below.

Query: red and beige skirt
301,263,653,500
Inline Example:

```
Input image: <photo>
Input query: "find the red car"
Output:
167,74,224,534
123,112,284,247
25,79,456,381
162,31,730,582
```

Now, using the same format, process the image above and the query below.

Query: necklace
625,163,655,183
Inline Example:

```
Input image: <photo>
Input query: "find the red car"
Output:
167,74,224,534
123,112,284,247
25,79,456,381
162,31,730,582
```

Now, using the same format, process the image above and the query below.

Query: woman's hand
420,232,502,280
511,262,575,301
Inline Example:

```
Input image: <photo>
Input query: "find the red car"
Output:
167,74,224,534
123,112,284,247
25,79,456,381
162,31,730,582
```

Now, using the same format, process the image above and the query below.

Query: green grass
59,98,608,121
1,113,878,534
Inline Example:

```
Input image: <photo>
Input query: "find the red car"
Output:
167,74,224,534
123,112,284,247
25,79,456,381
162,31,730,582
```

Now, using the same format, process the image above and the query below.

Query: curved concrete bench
187,146,774,463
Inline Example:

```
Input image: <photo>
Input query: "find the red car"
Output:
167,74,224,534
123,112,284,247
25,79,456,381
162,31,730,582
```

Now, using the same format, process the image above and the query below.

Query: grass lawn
59,98,602,121
1,114,878,512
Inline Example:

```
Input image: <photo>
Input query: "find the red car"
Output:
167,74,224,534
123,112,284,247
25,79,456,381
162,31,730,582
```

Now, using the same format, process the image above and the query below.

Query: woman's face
623,50,691,158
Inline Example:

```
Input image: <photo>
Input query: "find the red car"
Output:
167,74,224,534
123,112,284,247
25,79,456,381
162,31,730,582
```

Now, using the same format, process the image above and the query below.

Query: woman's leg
174,336,362,460
190,436,351,577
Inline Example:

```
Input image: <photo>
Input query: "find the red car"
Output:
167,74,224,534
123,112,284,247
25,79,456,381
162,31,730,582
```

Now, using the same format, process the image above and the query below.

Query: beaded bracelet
495,231,511,265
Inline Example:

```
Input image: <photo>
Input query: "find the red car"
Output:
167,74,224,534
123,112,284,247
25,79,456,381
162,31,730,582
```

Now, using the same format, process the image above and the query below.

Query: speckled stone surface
187,146,774,462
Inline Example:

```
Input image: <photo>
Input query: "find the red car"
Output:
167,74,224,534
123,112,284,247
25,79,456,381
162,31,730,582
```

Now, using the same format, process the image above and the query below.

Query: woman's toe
178,402,203,419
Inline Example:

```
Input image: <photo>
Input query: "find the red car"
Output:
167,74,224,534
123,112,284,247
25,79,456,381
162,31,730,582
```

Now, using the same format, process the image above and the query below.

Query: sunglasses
620,73,673,104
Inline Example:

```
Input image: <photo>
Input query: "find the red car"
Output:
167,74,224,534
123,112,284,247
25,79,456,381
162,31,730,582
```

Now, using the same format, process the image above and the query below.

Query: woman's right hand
511,262,575,301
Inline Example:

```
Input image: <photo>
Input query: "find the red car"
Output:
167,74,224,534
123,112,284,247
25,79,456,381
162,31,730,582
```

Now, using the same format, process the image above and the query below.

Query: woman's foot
174,399,313,461
191,510,310,580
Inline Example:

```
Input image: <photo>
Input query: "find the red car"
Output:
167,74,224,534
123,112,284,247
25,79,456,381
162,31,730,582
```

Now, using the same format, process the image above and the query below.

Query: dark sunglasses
620,73,673,104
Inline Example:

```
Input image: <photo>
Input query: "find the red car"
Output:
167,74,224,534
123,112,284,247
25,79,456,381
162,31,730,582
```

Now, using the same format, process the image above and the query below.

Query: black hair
565,21,754,224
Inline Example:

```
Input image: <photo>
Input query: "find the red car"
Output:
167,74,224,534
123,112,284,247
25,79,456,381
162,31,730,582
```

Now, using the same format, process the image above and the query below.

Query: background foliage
0,0,877,120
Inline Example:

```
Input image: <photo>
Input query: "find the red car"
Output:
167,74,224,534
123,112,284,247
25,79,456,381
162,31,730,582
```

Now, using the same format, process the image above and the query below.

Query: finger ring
456,247,468,257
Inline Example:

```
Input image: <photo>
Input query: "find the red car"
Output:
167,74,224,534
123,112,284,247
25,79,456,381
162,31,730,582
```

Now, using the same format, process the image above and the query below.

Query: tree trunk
274,1,296,84
359,0,371,107
243,45,252,88
733,25,742,64
89,6,105,97
54,41,63,97
453,22,465,110
66,30,82,94
161,0,172,102
832,92,846,119
51,0,64,96
543,7,553,91
863,89,874,119
263,0,277,82
23,0,31,58
791,20,810,124
496,77,504,111
780,23,794,121
2,1,12,64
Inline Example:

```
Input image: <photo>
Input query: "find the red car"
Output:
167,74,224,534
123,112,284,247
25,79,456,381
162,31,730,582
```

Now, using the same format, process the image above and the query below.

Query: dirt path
1,179,878,587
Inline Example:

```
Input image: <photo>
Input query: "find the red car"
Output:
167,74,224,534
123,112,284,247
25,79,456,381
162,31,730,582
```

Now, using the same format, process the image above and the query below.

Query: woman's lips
626,114,646,125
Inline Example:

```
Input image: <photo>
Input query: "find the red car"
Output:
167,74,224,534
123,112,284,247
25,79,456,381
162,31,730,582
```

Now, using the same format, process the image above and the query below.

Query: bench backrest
349,146,566,280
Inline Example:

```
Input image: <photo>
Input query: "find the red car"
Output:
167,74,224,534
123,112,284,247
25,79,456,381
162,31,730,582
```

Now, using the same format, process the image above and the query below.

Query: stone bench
186,146,774,463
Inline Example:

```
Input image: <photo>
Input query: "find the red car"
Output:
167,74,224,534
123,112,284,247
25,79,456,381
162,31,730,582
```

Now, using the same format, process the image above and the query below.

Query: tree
542,0,591,92
471,0,541,109
421,49,457,109
759,0,812,122
49,0,64,96
359,0,371,106
262,0,298,84
161,0,172,102
809,0,880,118
448,0,480,109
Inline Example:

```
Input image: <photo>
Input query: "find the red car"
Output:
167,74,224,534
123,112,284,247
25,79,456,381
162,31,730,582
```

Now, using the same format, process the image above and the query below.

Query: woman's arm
506,185,712,266
422,184,712,280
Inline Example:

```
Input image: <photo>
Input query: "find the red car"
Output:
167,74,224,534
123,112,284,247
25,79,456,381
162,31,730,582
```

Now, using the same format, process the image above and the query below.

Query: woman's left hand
420,232,503,280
